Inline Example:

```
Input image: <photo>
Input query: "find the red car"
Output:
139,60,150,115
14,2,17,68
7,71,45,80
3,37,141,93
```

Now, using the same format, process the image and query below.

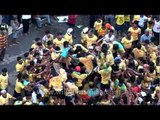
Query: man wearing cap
64,28,73,45
71,66,88,90
81,27,89,44
112,57,127,78
140,29,152,43
0,90,16,105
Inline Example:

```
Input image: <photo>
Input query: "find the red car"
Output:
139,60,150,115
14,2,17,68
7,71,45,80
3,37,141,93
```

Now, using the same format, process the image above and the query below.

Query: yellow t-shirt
49,76,64,92
128,27,141,41
84,35,98,48
132,48,146,59
64,33,73,44
124,15,130,22
72,72,88,87
98,66,112,84
53,38,66,49
94,20,103,31
16,62,25,72
100,50,114,66
156,66,160,79
15,79,25,93
0,93,12,105
121,36,133,49
118,60,127,71
65,82,79,96
51,52,60,60
133,15,140,21
115,15,125,25
97,28,107,37
79,55,94,73
0,73,8,90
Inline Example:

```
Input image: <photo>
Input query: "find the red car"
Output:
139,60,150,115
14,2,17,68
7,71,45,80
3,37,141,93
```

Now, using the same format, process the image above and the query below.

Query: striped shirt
0,34,7,48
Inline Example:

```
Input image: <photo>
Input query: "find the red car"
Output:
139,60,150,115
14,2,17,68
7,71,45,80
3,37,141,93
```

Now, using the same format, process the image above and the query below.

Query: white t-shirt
42,34,54,43
153,20,160,33
138,16,147,27
31,91,37,104
104,34,115,42
22,15,31,19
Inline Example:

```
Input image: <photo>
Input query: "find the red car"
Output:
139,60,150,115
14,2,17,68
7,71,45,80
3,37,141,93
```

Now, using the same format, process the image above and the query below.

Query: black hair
24,52,29,58
75,46,82,53
30,60,35,67
37,94,42,99
29,48,34,52
17,56,22,61
43,49,49,54
33,52,40,57
45,30,50,34
17,72,23,80
130,76,136,83
57,32,63,36
35,37,41,42
138,75,144,80
149,61,155,67
37,42,42,46
54,46,60,51
26,65,31,71
23,74,29,79
113,44,119,50
109,29,114,33
63,41,69,48
2,68,7,73
47,41,52,46
37,59,42,64
101,44,108,53
139,68,144,73
136,43,141,49
149,66,155,73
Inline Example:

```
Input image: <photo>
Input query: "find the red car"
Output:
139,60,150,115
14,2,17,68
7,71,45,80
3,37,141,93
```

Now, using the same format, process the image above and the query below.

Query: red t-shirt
68,15,77,25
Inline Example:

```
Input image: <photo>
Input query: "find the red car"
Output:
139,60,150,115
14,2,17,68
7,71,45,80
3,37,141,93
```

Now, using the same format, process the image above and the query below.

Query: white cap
111,26,115,30
83,27,89,33
1,90,6,94
141,91,147,97
67,28,73,34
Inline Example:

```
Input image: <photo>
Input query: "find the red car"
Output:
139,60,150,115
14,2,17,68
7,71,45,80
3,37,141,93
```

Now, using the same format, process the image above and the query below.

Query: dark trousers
0,48,5,61
22,19,30,33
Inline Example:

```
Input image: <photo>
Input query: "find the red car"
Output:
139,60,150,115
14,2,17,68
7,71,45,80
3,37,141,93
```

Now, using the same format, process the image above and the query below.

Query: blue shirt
113,41,124,50
60,47,70,58
140,34,152,43
87,88,99,97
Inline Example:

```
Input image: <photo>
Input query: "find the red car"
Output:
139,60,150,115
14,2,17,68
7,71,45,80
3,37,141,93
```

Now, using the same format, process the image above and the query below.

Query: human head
34,37,41,43
57,32,63,40
109,29,114,35
63,41,69,48
1,90,7,98
88,29,93,37
113,44,119,50
66,28,73,35
145,29,150,36
1,68,7,76
17,56,23,64
136,43,141,49
114,57,121,64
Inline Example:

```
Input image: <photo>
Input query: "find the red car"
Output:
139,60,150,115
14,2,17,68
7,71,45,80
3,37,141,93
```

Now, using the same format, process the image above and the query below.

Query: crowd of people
0,15,160,105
